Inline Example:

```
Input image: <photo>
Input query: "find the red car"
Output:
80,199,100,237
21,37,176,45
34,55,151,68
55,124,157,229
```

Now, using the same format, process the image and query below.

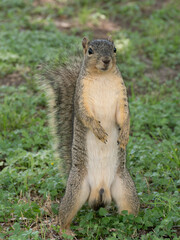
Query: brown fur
40,37,140,232
40,56,82,177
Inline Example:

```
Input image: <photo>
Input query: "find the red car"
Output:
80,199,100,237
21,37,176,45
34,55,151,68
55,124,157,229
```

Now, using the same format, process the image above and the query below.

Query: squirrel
41,37,140,232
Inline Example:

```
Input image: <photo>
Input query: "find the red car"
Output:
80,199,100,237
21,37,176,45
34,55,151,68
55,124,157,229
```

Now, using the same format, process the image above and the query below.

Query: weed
0,0,179,239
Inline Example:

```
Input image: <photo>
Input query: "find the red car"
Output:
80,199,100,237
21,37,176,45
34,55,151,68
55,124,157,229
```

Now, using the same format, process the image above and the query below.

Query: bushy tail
40,57,82,178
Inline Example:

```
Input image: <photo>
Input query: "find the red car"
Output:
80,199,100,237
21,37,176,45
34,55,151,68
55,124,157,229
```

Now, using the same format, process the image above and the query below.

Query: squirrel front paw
117,130,129,149
92,120,108,143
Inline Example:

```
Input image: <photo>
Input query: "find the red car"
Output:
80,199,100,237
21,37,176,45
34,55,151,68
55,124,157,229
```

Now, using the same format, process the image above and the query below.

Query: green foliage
0,0,179,239
0,0,79,76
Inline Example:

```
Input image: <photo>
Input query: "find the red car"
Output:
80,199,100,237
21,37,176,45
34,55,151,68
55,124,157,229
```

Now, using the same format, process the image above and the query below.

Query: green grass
0,0,179,239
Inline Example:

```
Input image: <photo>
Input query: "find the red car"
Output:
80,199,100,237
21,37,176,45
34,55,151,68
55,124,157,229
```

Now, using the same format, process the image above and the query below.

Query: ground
0,0,179,239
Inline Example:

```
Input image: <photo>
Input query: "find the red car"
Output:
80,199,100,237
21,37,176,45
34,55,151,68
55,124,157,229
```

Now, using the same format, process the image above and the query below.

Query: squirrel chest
83,73,122,190
83,73,122,126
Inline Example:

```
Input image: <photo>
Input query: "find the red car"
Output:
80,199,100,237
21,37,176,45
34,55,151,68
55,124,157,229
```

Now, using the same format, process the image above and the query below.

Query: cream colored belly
85,74,120,197
86,125,119,189
86,86,119,189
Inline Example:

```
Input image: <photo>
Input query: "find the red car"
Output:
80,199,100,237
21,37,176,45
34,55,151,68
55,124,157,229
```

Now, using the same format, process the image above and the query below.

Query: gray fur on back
40,56,82,178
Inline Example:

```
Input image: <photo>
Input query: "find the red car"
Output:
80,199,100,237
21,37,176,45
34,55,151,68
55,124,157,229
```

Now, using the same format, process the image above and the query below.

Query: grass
0,0,179,239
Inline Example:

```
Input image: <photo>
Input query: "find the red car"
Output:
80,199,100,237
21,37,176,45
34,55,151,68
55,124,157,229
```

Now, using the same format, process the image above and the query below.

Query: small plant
0,0,179,239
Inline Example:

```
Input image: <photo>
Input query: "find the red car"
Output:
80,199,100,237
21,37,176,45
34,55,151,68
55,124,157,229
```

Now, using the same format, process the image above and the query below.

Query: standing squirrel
41,37,139,232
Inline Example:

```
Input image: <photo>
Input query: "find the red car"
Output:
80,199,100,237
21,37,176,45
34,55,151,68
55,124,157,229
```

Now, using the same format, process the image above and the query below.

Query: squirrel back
40,56,82,177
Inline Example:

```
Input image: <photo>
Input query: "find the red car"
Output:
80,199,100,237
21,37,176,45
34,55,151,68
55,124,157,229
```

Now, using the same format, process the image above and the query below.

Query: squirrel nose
102,58,110,64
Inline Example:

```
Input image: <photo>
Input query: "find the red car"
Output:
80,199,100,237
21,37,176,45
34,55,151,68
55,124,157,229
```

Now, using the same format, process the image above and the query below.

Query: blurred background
0,0,179,239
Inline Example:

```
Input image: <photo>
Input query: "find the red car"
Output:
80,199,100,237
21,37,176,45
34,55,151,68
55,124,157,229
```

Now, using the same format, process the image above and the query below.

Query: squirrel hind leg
111,170,140,215
59,173,90,229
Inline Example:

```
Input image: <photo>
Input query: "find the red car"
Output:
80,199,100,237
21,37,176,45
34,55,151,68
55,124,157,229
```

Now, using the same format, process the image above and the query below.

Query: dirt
145,66,179,84
51,0,172,38
55,18,120,39
140,0,171,17
2,0,178,88
32,0,173,39
33,0,63,7
33,0,121,38
139,56,179,87
0,72,26,87
1,192,62,240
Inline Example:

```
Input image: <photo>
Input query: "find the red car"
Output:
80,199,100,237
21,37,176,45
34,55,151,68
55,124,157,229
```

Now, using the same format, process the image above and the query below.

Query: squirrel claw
120,144,126,150
92,120,108,144
117,137,128,149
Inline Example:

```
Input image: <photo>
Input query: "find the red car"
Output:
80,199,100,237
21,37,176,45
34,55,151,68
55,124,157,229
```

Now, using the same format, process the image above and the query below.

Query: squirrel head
82,37,117,73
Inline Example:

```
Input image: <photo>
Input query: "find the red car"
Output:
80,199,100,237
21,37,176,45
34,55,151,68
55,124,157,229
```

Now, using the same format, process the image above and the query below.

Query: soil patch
55,18,120,39
140,0,171,17
0,72,26,87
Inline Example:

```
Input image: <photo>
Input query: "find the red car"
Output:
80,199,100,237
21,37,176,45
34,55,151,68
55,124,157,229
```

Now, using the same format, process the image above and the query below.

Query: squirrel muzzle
100,56,112,71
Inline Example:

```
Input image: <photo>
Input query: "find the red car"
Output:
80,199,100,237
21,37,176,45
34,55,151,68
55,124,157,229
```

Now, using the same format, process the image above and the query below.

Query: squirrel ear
82,37,89,53
107,35,113,43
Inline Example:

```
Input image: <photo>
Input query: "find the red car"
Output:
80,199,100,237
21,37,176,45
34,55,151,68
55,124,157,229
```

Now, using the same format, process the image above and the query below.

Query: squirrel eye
88,48,93,55
114,47,117,53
